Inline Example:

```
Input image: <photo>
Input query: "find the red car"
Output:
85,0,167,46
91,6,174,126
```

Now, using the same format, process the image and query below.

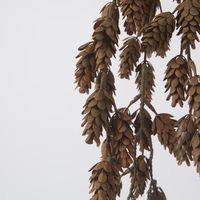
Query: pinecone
93,3,120,70
164,55,189,107
191,132,200,174
187,76,200,117
152,113,177,154
120,0,160,35
75,42,96,94
119,37,141,79
174,115,196,166
141,12,175,58
135,61,155,102
81,89,114,146
133,109,153,153
89,160,121,200
176,0,200,51
110,108,135,168
129,155,150,199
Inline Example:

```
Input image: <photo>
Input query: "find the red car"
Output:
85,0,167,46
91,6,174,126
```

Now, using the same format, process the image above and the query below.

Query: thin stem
159,1,163,13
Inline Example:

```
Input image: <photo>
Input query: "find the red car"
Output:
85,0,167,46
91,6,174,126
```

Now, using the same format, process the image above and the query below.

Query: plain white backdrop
0,0,199,199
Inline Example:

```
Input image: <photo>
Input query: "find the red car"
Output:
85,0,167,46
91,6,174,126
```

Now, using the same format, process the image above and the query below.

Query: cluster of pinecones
75,0,200,199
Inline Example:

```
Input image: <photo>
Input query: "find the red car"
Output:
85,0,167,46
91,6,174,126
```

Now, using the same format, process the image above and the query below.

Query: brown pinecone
152,113,177,154
164,55,189,107
176,0,200,51
120,0,160,35
81,89,114,146
174,115,196,166
147,180,167,200
135,61,155,102
110,108,135,168
93,3,120,70
141,12,175,58
75,42,96,94
89,160,121,200
119,37,141,79
129,155,150,199
187,76,200,117
191,132,200,174
133,109,153,153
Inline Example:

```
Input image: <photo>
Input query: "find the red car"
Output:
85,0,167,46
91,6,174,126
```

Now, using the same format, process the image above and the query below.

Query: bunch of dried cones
75,0,200,199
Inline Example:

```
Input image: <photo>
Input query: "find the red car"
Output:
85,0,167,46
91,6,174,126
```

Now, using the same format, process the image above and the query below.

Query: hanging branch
75,0,200,199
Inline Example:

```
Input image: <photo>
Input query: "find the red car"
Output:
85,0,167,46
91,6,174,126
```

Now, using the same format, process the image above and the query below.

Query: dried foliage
75,0,200,199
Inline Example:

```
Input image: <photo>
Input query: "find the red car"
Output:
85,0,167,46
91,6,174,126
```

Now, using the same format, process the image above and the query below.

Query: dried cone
120,0,160,35
176,0,200,51
119,37,141,79
164,55,189,107
129,155,150,199
93,2,120,70
133,109,153,153
135,61,155,102
82,89,114,146
147,180,167,200
141,12,175,58
110,108,135,168
187,76,200,117
174,115,196,166
191,132,200,174
89,160,121,200
153,113,177,154
75,42,96,94
95,70,116,96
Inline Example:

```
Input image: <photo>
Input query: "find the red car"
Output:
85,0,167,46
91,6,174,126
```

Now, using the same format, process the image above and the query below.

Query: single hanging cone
129,155,150,199
81,88,114,146
176,0,200,51
187,76,200,117
89,160,121,200
141,12,175,58
174,114,196,166
135,61,155,102
93,2,120,70
110,108,136,168
133,109,153,153
119,37,141,79
152,113,177,154
164,55,189,107
75,42,96,94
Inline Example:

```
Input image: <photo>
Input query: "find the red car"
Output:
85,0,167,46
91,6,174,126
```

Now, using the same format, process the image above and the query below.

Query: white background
0,0,199,199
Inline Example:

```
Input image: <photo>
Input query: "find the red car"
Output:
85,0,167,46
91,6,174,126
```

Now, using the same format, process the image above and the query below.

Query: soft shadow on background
0,0,199,200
